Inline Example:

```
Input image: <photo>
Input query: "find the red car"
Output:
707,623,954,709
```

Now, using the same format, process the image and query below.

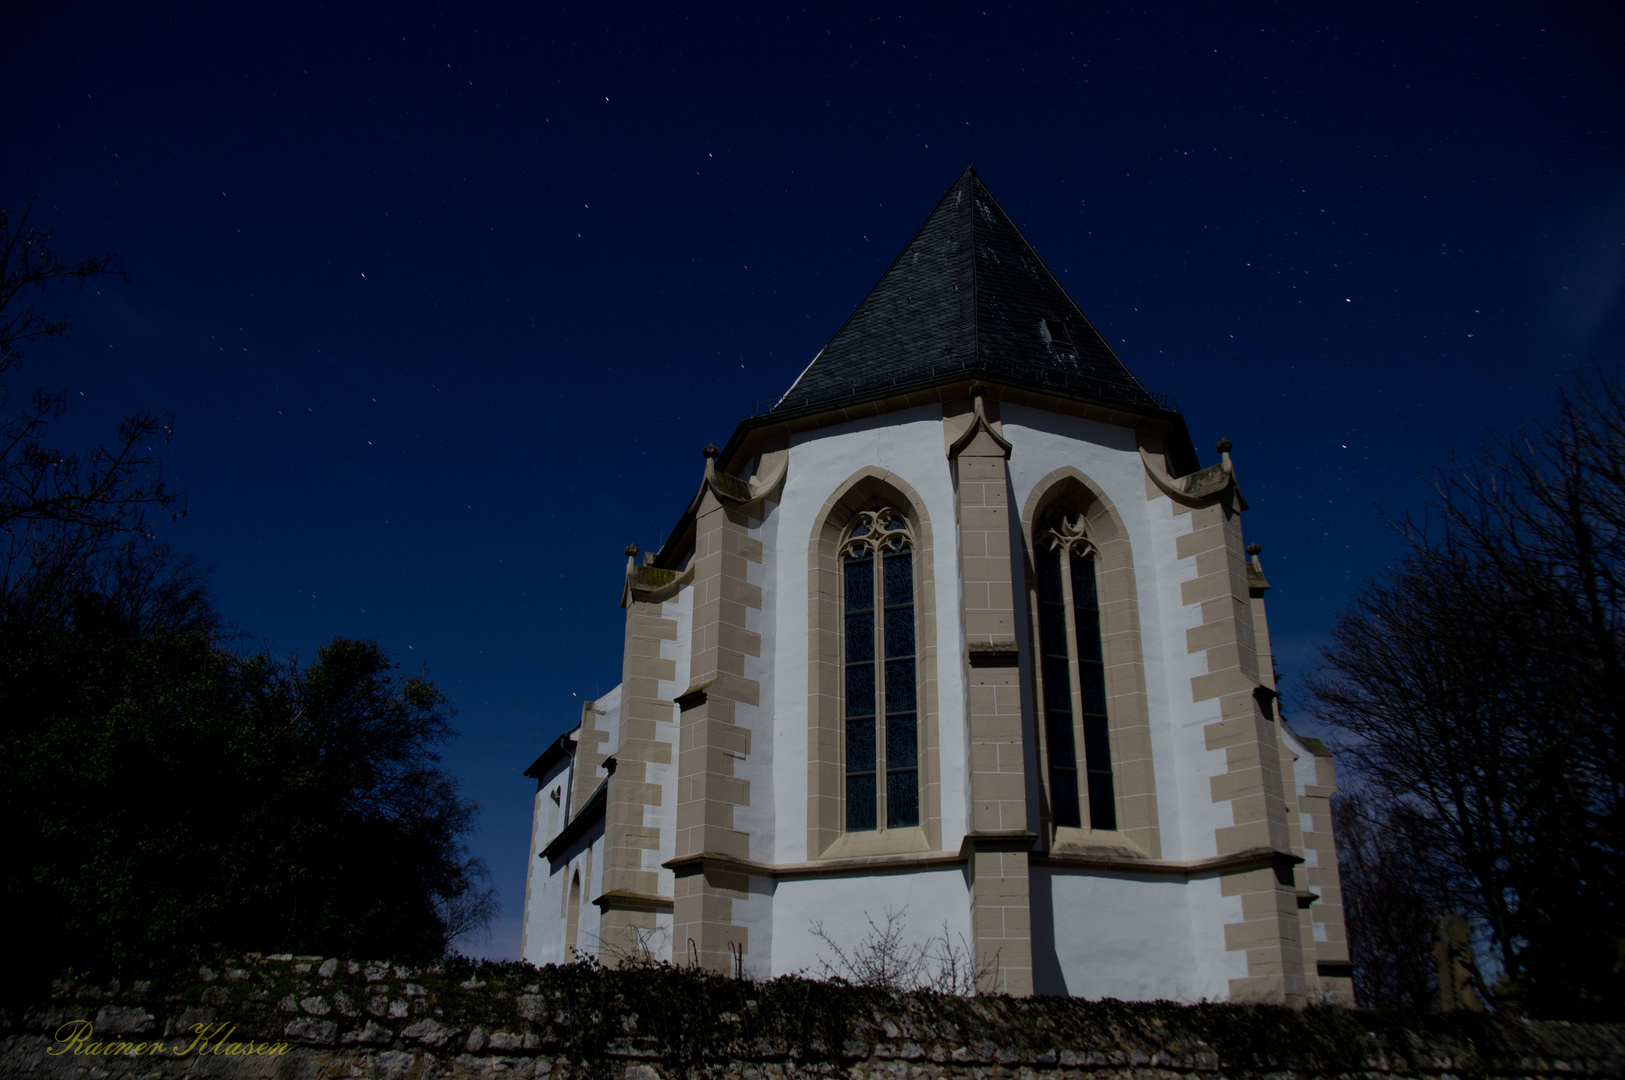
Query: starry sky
6,1,1622,960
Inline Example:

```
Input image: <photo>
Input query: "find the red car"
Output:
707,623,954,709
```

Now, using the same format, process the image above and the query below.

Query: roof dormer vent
1041,318,1075,352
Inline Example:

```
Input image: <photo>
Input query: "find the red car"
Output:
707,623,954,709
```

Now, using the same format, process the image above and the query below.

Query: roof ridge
969,171,982,369
780,168,978,408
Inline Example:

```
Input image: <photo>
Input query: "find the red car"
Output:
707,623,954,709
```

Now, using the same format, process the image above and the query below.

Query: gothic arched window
1036,509,1117,831
842,507,919,831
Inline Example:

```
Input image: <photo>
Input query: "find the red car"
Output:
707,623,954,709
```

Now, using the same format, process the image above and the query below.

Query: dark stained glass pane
1037,543,1063,596
1082,717,1112,765
1076,626,1103,663
885,607,915,659
845,611,874,665
1071,552,1105,665
847,772,876,831
1038,542,1082,829
1039,605,1068,652
1046,711,1077,758
1076,662,1106,710
884,549,914,606
1050,768,1081,828
1042,655,1072,699
1046,709,1081,827
1067,546,1115,830
847,717,875,772
885,658,916,712
1069,548,1099,608
886,769,919,828
845,554,873,612
886,713,917,769
846,659,875,718
1087,764,1117,831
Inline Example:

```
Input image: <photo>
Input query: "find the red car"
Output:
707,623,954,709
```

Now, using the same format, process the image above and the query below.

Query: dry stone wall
1,954,1621,1079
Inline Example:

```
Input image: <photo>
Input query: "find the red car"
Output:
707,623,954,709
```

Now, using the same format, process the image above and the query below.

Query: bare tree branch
0,202,183,621
0,200,125,377
1311,369,1625,1020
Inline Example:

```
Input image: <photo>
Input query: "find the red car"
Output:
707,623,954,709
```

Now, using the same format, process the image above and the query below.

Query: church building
519,168,1353,1005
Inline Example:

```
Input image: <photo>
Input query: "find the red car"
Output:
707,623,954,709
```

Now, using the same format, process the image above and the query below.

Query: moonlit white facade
519,170,1352,1004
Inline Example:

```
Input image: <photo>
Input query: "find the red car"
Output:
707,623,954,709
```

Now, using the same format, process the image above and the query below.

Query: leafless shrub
599,925,671,969
809,906,995,995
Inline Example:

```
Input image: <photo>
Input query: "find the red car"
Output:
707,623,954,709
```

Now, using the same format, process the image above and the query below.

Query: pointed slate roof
772,167,1169,420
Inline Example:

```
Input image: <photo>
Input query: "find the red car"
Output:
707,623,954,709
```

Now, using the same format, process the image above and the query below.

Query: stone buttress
595,545,684,958
666,448,773,976
1146,439,1307,1005
949,389,1035,995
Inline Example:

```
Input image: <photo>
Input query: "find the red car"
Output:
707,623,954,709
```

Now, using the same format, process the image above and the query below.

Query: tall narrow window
842,507,918,830
565,868,582,958
1037,510,1117,830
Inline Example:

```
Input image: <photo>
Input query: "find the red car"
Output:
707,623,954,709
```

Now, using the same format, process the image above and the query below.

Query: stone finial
701,443,719,459
970,381,987,399
625,544,639,557
1216,438,1234,474
1247,543,1261,556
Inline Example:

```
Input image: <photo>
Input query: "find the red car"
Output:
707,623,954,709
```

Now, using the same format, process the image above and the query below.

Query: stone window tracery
841,507,919,831
1036,508,1117,831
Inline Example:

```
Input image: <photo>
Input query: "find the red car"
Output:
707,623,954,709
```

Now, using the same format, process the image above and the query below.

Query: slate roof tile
772,167,1169,419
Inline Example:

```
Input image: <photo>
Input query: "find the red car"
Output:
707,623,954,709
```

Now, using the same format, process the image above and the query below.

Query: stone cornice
592,890,675,913
1031,844,1302,878
661,842,1302,882
539,778,607,863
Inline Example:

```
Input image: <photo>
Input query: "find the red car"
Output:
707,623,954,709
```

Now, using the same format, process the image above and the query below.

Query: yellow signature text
47,1020,290,1058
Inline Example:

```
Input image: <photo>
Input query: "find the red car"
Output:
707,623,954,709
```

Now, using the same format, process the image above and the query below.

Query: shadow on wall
1030,871,1068,995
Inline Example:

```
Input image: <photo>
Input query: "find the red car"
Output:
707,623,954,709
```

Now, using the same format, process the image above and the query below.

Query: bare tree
1310,371,1625,1020
0,202,183,621
436,869,501,954
1331,791,1437,1009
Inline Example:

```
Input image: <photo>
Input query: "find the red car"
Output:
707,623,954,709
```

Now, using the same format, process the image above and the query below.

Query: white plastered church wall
1000,405,1248,998
1003,408,1187,993
770,405,969,862
1145,488,1253,993
765,406,974,971
1036,867,1209,1001
521,752,574,965
768,868,973,980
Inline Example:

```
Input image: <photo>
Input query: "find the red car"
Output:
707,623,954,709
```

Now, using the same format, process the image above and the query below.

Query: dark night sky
6,1,1622,959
